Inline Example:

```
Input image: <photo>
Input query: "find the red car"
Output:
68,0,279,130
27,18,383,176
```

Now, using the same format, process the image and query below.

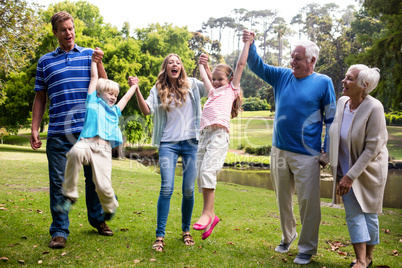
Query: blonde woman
129,54,211,251
329,64,388,268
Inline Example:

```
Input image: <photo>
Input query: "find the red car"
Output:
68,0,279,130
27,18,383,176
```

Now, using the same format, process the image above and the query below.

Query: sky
32,0,360,54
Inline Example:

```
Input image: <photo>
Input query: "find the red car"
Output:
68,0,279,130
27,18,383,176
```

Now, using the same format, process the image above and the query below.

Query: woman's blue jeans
46,134,104,239
156,139,198,237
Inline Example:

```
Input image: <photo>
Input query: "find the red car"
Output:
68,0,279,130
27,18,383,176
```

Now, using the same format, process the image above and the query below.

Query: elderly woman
329,64,388,268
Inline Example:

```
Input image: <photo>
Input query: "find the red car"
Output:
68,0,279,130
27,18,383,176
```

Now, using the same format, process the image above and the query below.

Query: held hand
30,130,42,150
318,152,328,168
242,30,255,44
336,175,353,196
92,47,104,63
198,53,209,66
128,76,139,87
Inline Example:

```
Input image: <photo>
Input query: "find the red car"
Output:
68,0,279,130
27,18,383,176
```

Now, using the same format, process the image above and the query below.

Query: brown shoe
48,236,66,249
96,222,113,236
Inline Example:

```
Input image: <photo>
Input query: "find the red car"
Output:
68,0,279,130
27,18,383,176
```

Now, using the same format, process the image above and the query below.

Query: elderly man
30,11,112,249
242,30,336,265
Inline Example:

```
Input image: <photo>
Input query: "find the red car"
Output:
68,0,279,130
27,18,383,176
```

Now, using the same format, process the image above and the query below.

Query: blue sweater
247,43,336,156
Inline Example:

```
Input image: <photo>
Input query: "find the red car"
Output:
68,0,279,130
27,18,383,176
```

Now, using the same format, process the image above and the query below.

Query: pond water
217,168,402,209
154,164,402,209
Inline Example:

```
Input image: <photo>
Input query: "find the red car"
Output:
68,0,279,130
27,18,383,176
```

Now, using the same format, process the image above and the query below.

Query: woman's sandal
182,232,194,246
152,238,164,252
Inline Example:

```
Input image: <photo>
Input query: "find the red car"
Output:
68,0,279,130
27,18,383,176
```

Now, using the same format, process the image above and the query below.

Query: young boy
57,48,139,220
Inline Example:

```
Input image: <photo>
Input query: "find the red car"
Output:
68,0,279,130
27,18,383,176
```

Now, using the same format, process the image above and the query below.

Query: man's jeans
156,139,198,237
46,134,104,239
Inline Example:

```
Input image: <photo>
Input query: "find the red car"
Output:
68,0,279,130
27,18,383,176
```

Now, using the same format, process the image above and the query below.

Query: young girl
58,48,139,221
193,39,250,240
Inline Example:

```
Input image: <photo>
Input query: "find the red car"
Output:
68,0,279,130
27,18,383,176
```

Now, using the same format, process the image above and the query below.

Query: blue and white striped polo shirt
34,45,94,136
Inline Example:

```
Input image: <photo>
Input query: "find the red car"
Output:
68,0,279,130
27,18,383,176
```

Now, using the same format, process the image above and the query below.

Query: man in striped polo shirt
30,11,111,249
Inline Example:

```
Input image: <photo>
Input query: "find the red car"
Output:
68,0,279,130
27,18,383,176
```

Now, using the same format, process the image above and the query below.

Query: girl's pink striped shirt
200,82,240,132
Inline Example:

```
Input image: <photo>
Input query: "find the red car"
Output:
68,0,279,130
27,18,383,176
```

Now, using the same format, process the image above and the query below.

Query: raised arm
128,76,150,115
93,47,107,79
117,76,139,111
232,36,252,89
88,51,99,95
198,54,213,93
199,53,212,83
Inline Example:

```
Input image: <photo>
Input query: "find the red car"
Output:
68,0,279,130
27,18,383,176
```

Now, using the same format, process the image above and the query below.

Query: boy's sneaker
294,253,312,265
103,210,116,221
55,198,75,214
275,232,298,253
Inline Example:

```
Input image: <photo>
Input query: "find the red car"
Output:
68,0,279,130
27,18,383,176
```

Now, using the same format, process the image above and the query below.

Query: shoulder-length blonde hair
213,64,244,118
156,54,190,111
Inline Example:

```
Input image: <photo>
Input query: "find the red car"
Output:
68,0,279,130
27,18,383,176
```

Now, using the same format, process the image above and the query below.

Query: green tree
1,0,125,133
188,31,223,77
291,3,359,98
348,0,402,111
0,65,37,134
0,0,44,104
136,23,196,75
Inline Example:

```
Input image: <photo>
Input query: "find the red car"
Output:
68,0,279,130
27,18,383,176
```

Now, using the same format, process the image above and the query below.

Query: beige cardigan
329,95,388,213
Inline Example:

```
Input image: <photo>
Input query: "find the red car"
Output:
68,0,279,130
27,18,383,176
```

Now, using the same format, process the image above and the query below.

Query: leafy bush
237,143,245,150
242,97,271,111
244,145,271,156
385,111,402,126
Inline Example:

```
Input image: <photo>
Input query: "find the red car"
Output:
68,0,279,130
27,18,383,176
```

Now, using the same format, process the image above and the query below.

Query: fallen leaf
338,250,348,256
399,239,402,243
34,245,37,248
18,260,25,264
149,258,157,261
393,250,399,256
0,208,7,210
127,243,130,248
134,259,140,263
37,210,42,213
385,229,390,234
61,252,67,256
0,257,9,261
120,228,129,231
38,260,43,264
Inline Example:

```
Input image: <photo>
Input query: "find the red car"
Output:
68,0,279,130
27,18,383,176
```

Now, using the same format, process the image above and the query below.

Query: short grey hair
348,64,380,95
293,40,320,69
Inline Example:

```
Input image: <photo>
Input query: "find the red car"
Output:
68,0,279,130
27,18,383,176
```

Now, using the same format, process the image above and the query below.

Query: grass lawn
0,145,401,267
